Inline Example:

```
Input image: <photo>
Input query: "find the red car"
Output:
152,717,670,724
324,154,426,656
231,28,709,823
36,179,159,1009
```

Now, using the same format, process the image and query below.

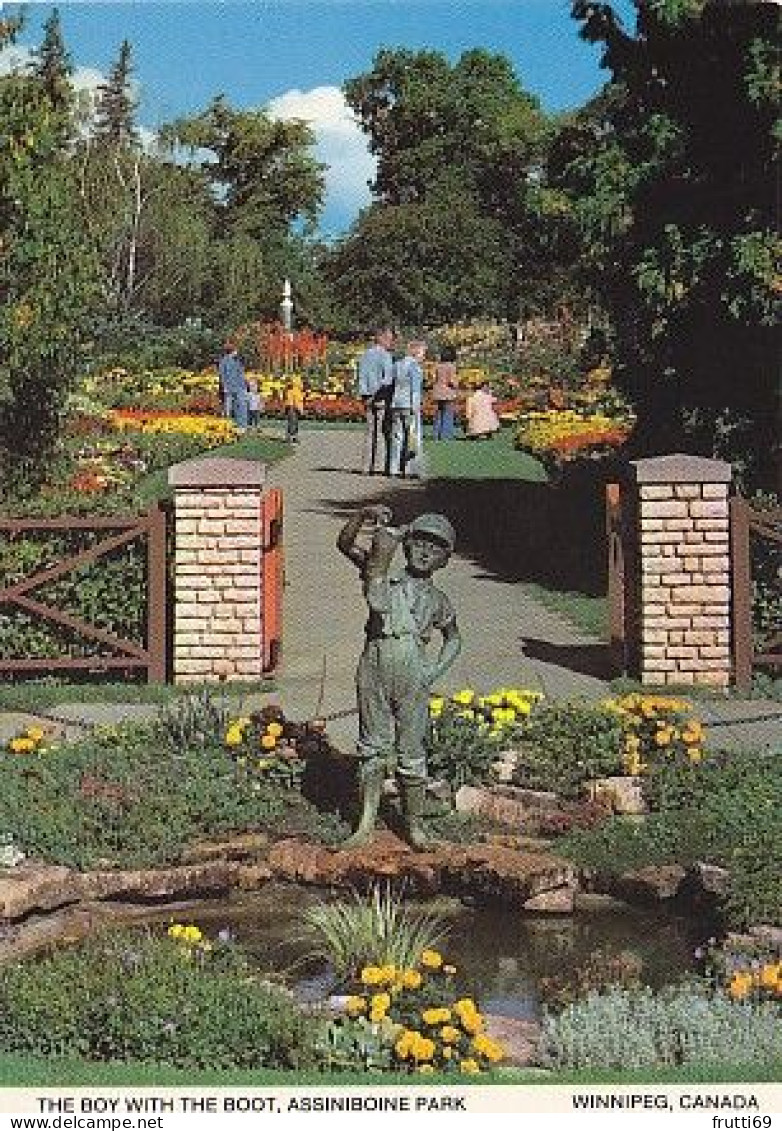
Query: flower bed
514,409,633,469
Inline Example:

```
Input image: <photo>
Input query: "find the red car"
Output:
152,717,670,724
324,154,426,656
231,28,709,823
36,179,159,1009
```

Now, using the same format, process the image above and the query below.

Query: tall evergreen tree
32,8,72,112
94,39,138,147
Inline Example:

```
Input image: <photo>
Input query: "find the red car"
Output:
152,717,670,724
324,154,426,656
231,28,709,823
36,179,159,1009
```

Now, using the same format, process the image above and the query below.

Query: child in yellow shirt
283,374,305,443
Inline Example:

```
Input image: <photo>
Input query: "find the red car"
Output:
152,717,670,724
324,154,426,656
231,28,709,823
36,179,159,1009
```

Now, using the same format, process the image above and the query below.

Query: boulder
585,776,646,815
612,864,687,904
454,784,559,829
522,886,576,914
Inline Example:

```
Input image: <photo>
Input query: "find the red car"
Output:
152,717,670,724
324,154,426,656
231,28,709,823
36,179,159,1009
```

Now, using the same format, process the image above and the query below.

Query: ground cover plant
0,924,324,1071
0,694,348,869
559,747,782,930
540,983,782,1072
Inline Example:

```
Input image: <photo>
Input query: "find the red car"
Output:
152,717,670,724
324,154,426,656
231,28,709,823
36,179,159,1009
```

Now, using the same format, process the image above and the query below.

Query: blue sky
4,1,638,232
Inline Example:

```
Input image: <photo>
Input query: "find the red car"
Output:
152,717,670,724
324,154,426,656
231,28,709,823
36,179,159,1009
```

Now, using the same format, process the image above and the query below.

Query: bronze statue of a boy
337,505,462,850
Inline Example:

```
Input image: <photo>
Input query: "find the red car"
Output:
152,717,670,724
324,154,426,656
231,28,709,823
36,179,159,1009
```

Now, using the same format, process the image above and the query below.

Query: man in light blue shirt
389,340,426,477
218,342,248,429
357,328,394,474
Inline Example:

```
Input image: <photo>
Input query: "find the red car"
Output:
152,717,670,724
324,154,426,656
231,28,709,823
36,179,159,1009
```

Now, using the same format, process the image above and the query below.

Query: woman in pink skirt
465,381,500,440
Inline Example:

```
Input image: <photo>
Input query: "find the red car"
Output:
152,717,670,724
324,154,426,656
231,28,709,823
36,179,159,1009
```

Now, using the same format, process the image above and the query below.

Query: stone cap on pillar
168,456,266,488
631,454,732,484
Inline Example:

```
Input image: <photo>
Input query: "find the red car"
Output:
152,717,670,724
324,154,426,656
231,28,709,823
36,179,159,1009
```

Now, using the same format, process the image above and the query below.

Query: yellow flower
26,727,45,743
420,949,443,970
8,737,35,754
454,998,483,1034
451,689,475,705
360,965,384,986
345,996,367,1017
260,734,277,750
688,747,703,764
167,923,185,940
370,992,391,1021
417,1064,435,1075
758,965,778,991
472,1034,504,1063
442,1045,454,1060
411,1035,436,1063
266,722,284,738
379,964,397,983
460,1058,481,1075
422,1007,451,1026
440,1025,461,1044
401,969,423,990
727,973,754,1001
181,925,203,944
429,697,445,717
225,726,243,747
655,728,673,747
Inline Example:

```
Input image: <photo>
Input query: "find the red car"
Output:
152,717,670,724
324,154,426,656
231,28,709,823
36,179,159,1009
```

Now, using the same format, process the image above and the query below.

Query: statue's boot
341,759,385,849
400,779,437,853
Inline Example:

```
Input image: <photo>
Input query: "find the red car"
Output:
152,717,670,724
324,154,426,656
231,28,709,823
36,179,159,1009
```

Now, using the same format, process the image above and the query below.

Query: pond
149,885,713,1020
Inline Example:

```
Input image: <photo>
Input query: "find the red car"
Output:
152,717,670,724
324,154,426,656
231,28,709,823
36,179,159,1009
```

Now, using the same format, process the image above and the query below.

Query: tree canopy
564,0,780,486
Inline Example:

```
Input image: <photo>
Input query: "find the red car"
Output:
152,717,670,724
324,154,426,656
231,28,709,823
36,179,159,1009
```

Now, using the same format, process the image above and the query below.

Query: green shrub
425,703,504,792
0,927,322,1069
512,703,625,798
540,983,782,1071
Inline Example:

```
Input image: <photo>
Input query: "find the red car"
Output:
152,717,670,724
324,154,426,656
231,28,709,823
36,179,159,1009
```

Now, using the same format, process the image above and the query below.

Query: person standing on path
389,340,426,478
357,328,395,474
431,344,460,440
337,505,462,850
218,342,249,430
284,373,305,443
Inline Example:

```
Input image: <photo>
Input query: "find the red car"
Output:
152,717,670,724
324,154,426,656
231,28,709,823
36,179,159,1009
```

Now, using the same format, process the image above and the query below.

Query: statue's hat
406,513,456,550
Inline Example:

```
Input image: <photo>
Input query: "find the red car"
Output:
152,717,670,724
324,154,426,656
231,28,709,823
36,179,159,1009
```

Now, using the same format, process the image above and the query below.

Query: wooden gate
730,496,782,691
260,488,283,673
0,506,168,680
606,480,639,676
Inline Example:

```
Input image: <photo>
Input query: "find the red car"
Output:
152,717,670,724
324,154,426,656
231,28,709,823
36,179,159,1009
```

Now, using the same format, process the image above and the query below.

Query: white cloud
267,85,375,233
0,43,33,75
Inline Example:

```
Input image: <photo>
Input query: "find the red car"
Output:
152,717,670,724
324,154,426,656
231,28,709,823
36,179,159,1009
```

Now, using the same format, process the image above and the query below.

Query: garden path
265,427,611,748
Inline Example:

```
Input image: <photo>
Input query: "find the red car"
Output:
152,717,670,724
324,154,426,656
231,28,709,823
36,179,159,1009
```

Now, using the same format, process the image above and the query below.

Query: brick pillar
631,454,732,688
168,457,265,684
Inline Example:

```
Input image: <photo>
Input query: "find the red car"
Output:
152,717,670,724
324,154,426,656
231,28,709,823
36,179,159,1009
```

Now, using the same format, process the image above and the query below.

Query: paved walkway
1,426,779,754
265,428,609,750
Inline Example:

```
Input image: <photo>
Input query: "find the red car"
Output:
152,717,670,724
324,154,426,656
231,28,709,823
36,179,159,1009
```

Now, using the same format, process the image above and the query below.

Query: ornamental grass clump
301,885,449,983
333,948,505,1076
0,926,322,1070
540,984,782,1071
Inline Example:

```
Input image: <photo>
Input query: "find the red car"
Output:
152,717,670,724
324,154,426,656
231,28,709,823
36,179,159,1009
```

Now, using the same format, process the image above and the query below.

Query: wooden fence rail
0,505,168,681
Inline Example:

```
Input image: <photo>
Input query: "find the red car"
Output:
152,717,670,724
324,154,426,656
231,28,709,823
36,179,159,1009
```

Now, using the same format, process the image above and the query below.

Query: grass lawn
425,425,547,482
0,1052,778,1087
0,679,275,712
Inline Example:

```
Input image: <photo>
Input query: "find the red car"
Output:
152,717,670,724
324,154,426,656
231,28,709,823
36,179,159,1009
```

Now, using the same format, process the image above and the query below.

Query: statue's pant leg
394,668,430,785
356,643,395,767
342,644,394,847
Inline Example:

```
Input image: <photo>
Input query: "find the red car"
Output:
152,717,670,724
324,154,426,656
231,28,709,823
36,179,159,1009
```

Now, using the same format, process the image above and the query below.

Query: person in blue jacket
218,342,249,430
357,328,395,474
